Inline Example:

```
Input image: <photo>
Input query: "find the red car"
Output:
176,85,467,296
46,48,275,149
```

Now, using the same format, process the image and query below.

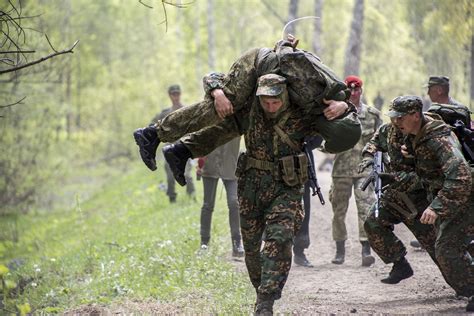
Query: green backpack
428,103,474,164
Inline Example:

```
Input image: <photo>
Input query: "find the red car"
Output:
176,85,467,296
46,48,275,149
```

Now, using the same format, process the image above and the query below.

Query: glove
358,157,374,173
379,172,396,187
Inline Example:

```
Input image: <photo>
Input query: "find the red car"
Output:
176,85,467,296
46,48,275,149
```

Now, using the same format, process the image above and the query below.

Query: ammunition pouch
236,152,308,187
280,154,308,186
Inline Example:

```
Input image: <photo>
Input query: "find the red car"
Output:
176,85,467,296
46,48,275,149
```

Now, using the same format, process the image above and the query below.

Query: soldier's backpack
428,103,474,164
256,41,349,116
276,44,349,115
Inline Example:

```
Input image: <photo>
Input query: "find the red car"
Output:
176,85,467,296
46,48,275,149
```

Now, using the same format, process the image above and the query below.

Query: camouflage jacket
410,118,472,218
332,103,382,178
362,122,421,193
218,98,321,183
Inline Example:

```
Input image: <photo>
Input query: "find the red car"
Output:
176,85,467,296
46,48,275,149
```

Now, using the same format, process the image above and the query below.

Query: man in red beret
329,75,382,266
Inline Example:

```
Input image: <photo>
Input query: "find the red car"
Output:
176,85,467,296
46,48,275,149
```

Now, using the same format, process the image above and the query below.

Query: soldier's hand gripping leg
162,141,193,186
133,125,160,171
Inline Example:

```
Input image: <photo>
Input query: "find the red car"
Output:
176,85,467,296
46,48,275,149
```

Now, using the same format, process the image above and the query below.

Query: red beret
345,75,363,89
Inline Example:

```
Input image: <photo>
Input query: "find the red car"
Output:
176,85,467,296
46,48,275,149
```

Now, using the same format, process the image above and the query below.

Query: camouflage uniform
362,122,439,264
408,118,474,297
152,107,194,200
154,41,361,157
330,103,382,242
212,74,333,302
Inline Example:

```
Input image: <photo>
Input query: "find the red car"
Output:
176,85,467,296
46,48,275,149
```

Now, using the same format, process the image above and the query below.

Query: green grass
0,162,254,314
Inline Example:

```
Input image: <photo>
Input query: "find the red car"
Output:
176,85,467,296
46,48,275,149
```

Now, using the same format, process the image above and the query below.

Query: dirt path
263,152,469,314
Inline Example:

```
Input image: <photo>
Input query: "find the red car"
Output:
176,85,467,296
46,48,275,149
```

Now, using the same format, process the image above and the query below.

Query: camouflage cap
387,95,423,118
168,84,181,94
424,76,449,88
256,74,287,96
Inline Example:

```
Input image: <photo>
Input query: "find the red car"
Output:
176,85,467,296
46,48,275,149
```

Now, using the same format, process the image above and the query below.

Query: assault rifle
303,141,325,205
360,151,384,217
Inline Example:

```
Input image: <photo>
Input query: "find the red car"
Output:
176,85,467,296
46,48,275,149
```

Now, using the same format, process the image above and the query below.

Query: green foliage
0,164,254,313
1,0,471,212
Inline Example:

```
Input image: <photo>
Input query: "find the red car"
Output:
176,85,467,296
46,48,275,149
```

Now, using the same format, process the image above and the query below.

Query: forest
0,0,472,314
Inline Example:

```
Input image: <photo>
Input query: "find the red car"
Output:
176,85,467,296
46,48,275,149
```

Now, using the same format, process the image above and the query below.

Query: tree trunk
343,0,364,77
285,0,299,36
207,0,216,69
312,0,323,56
470,33,474,105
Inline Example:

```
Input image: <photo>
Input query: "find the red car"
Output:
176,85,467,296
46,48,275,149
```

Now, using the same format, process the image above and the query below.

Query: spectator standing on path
330,75,382,266
151,84,195,203
196,137,244,258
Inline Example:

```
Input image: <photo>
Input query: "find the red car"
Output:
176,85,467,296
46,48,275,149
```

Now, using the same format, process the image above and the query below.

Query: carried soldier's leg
329,177,352,264
162,114,243,186
133,48,260,171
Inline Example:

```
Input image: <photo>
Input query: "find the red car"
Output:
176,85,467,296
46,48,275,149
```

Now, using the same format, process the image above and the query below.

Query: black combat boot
381,257,414,284
232,239,244,258
467,296,474,312
293,250,314,268
133,125,160,171
361,240,375,267
255,294,274,316
162,142,193,186
331,241,345,265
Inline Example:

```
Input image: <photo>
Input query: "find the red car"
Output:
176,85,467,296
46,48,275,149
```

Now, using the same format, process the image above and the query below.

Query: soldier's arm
427,136,472,218
362,123,390,158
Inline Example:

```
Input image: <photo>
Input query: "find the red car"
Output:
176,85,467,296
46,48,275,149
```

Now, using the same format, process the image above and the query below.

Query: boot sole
380,270,414,284
163,147,187,186
133,131,157,171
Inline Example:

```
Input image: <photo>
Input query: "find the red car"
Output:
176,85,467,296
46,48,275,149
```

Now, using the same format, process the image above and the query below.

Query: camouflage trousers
433,201,474,297
238,169,304,300
364,190,436,264
329,177,375,241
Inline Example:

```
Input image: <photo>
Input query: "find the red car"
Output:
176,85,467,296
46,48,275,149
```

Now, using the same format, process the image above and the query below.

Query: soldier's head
425,76,450,103
168,84,181,104
344,75,363,106
387,95,424,135
256,74,289,118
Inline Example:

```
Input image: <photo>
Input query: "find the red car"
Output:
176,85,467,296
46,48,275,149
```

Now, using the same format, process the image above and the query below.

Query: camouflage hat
168,84,181,94
387,95,423,118
424,76,449,88
256,74,287,96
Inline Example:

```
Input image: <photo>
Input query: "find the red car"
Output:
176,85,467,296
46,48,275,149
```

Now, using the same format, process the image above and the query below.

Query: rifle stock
360,151,384,217
303,142,325,205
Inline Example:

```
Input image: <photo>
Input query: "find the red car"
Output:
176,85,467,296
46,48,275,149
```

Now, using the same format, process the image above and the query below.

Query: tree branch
0,96,26,109
261,0,286,24
0,40,79,75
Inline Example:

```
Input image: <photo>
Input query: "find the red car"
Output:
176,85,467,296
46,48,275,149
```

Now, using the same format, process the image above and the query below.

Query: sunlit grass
0,162,254,314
